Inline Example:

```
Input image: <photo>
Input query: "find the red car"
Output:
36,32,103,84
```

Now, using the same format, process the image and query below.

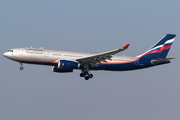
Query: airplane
3,34,176,80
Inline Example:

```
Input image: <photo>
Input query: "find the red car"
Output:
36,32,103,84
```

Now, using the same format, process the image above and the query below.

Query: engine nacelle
52,66,73,73
58,60,80,69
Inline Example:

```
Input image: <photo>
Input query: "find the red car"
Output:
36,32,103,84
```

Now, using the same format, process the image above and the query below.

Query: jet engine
58,60,80,69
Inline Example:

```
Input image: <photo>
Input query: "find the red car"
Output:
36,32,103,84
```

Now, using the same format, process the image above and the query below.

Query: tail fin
137,34,176,59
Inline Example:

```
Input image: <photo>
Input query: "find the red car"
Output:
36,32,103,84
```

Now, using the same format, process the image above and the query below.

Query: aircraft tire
85,76,89,80
89,74,93,78
80,73,85,77
20,67,23,70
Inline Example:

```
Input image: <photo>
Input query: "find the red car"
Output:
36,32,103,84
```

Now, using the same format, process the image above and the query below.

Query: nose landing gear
20,63,24,70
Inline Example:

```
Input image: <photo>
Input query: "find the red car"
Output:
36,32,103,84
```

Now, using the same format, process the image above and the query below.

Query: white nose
3,52,8,57
3,52,10,58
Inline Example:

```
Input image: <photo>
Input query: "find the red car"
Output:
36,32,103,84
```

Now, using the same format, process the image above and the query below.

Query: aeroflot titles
25,48,43,51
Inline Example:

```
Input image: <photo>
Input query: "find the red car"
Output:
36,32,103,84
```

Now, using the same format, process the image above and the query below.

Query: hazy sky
1,0,180,120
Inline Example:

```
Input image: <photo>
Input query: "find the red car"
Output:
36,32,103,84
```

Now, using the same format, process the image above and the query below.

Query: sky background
0,0,180,120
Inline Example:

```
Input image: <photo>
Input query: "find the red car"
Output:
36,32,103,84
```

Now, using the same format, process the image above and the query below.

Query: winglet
122,44,130,49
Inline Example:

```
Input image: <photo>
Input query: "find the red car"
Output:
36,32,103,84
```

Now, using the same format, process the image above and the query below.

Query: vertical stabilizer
137,34,176,59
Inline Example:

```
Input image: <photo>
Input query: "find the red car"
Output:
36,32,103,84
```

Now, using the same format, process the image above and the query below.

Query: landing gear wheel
89,74,93,78
85,76,89,80
20,67,23,70
80,73,85,77
80,69,93,80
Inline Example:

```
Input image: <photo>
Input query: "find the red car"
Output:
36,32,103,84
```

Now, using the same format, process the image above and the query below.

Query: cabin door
44,51,49,57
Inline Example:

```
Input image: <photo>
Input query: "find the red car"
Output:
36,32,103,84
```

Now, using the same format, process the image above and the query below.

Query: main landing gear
80,63,94,80
20,63,24,70
80,71,93,80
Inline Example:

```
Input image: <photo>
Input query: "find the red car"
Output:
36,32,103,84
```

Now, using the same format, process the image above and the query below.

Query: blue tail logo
137,34,176,59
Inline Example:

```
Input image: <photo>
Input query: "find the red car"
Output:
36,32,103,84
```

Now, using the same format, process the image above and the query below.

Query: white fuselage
3,47,137,68
3,34,175,80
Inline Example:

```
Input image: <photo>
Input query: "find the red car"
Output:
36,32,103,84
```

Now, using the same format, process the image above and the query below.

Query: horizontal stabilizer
151,57,175,65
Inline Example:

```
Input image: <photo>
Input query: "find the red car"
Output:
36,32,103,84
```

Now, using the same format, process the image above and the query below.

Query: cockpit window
8,50,13,52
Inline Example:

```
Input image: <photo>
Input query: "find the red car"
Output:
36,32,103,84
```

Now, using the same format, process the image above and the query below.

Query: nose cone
3,52,8,57
3,52,11,59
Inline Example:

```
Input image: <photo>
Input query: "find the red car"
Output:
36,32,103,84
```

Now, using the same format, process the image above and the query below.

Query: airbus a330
3,34,176,80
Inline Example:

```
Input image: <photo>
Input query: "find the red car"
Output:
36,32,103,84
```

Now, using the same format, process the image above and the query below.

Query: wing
76,44,130,67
